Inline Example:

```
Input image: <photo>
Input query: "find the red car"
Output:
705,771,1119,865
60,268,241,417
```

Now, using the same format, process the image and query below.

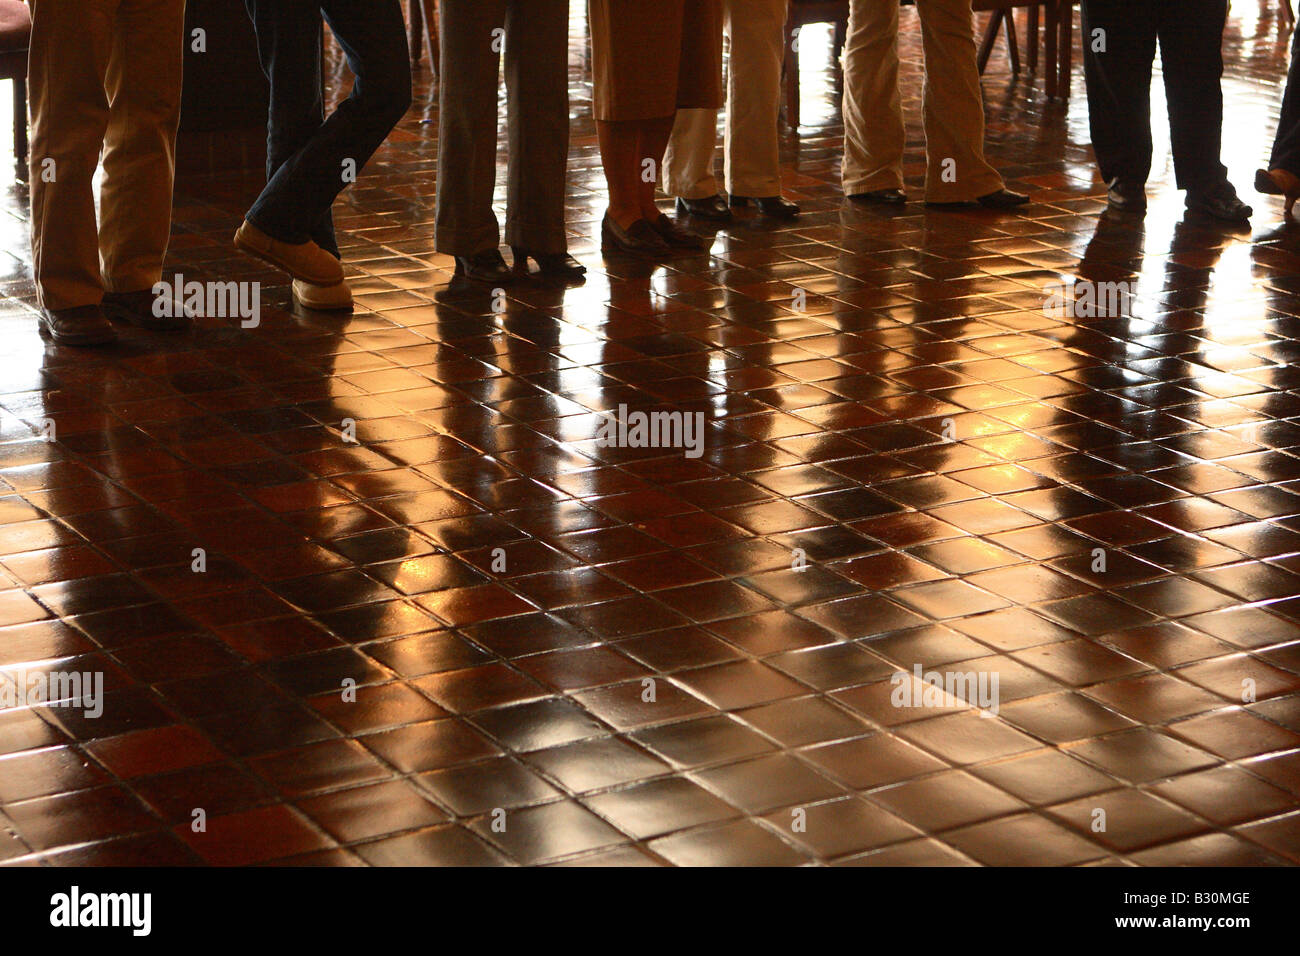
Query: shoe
651,213,708,249
453,249,514,284
233,220,343,286
849,188,907,205
675,195,733,222
102,289,191,331
292,278,354,311
1186,180,1253,222
37,305,117,347
1256,168,1300,218
511,248,587,279
601,214,670,256
1107,178,1148,212
731,195,800,219
976,188,1030,209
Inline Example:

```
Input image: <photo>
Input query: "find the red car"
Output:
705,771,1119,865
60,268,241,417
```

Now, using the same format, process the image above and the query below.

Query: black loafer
676,194,733,222
849,188,907,205
454,249,514,284
103,289,192,331
1186,182,1253,222
1107,178,1148,212
651,213,708,250
511,247,587,279
38,305,117,346
601,214,670,256
731,195,801,219
976,188,1031,209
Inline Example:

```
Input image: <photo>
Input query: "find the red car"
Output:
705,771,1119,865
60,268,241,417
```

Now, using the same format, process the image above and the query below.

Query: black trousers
1270,25,1300,176
1080,0,1228,191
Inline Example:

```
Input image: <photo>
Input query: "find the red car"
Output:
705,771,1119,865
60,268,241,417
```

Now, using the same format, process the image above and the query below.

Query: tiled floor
2,2,1300,866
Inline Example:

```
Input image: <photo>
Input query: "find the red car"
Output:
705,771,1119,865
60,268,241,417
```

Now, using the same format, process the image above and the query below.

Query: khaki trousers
840,0,1002,201
663,0,787,200
28,0,185,312
434,0,569,257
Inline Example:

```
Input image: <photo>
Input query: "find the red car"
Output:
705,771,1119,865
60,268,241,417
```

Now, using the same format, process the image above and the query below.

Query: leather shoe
977,188,1030,209
234,220,343,286
602,214,670,256
849,188,907,205
676,195,733,222
1107,178,1148,212
1186,181,1253,222
511,247,587,279
652,213,708,249
38,305,117,346
103,289,192,331
731,195,800,219
454,249,514,284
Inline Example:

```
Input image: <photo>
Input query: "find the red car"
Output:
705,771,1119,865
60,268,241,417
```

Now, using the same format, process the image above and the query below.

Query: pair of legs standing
28,0,188,345
237,0,411,307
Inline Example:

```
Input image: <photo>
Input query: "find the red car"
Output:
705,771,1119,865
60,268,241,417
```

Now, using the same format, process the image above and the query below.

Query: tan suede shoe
234,220,344,286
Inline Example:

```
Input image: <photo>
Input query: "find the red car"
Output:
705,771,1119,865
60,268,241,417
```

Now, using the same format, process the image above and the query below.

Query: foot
976,188,1030,209
849,188,907,205
1186,180,1253,222
453,249,514,284
651,213,708,249
38,305,117,347
602,215,670,256
234,220,344,286
675,194,733,222
511,248,587,279
1107,178,1148,212
292,278,354,311
731,195,800,219
102,289,191,331
1256,168,1300,217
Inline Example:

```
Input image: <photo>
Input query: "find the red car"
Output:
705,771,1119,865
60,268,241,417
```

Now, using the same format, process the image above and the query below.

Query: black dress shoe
849,188,907,205
511,247,587,280
651,213,708,249
1107,178,1148,212
676,194,733,222
1186,181,1253,222
601,214,670,256
38,305,117,347
454,249,514,283
103,289,191,331
731,195,800,219
976,188,1030,209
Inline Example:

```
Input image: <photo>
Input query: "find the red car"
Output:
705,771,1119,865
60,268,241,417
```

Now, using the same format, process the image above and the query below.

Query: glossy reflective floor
2,3,1300,866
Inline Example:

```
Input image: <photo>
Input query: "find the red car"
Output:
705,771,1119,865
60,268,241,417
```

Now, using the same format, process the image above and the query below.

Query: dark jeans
1270,25,1300,176
244,0,411,258
1081,0,1228,192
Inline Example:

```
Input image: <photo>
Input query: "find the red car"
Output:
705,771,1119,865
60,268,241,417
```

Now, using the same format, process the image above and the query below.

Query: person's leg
722,0,786,200
1080,0,1157,188
435,0,507,258
840,0,905,195
1268,24,1300,176
663,109,721,201
28,0,114,313
243,0,336,254
597,119,645,230
502,0,569,256
1155,0,1228,193
638,116,678,221
99,0,185,296
913,0,1004,202
249,0,410,248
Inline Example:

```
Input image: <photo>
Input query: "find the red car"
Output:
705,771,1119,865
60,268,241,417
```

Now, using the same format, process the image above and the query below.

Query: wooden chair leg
784,25,800,130
1060,0,1073,100
1006,11,1021,73
1045,1,1059,98
409,0,423,66
424,0,439,77
1028,5,1039,73
977,11,1001,74
13,75,26,167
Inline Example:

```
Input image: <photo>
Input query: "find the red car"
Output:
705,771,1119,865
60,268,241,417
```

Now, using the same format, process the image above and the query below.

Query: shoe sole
37,322,116,347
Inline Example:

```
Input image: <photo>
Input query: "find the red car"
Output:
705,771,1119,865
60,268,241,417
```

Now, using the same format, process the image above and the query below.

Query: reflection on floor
1,3,1299,866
